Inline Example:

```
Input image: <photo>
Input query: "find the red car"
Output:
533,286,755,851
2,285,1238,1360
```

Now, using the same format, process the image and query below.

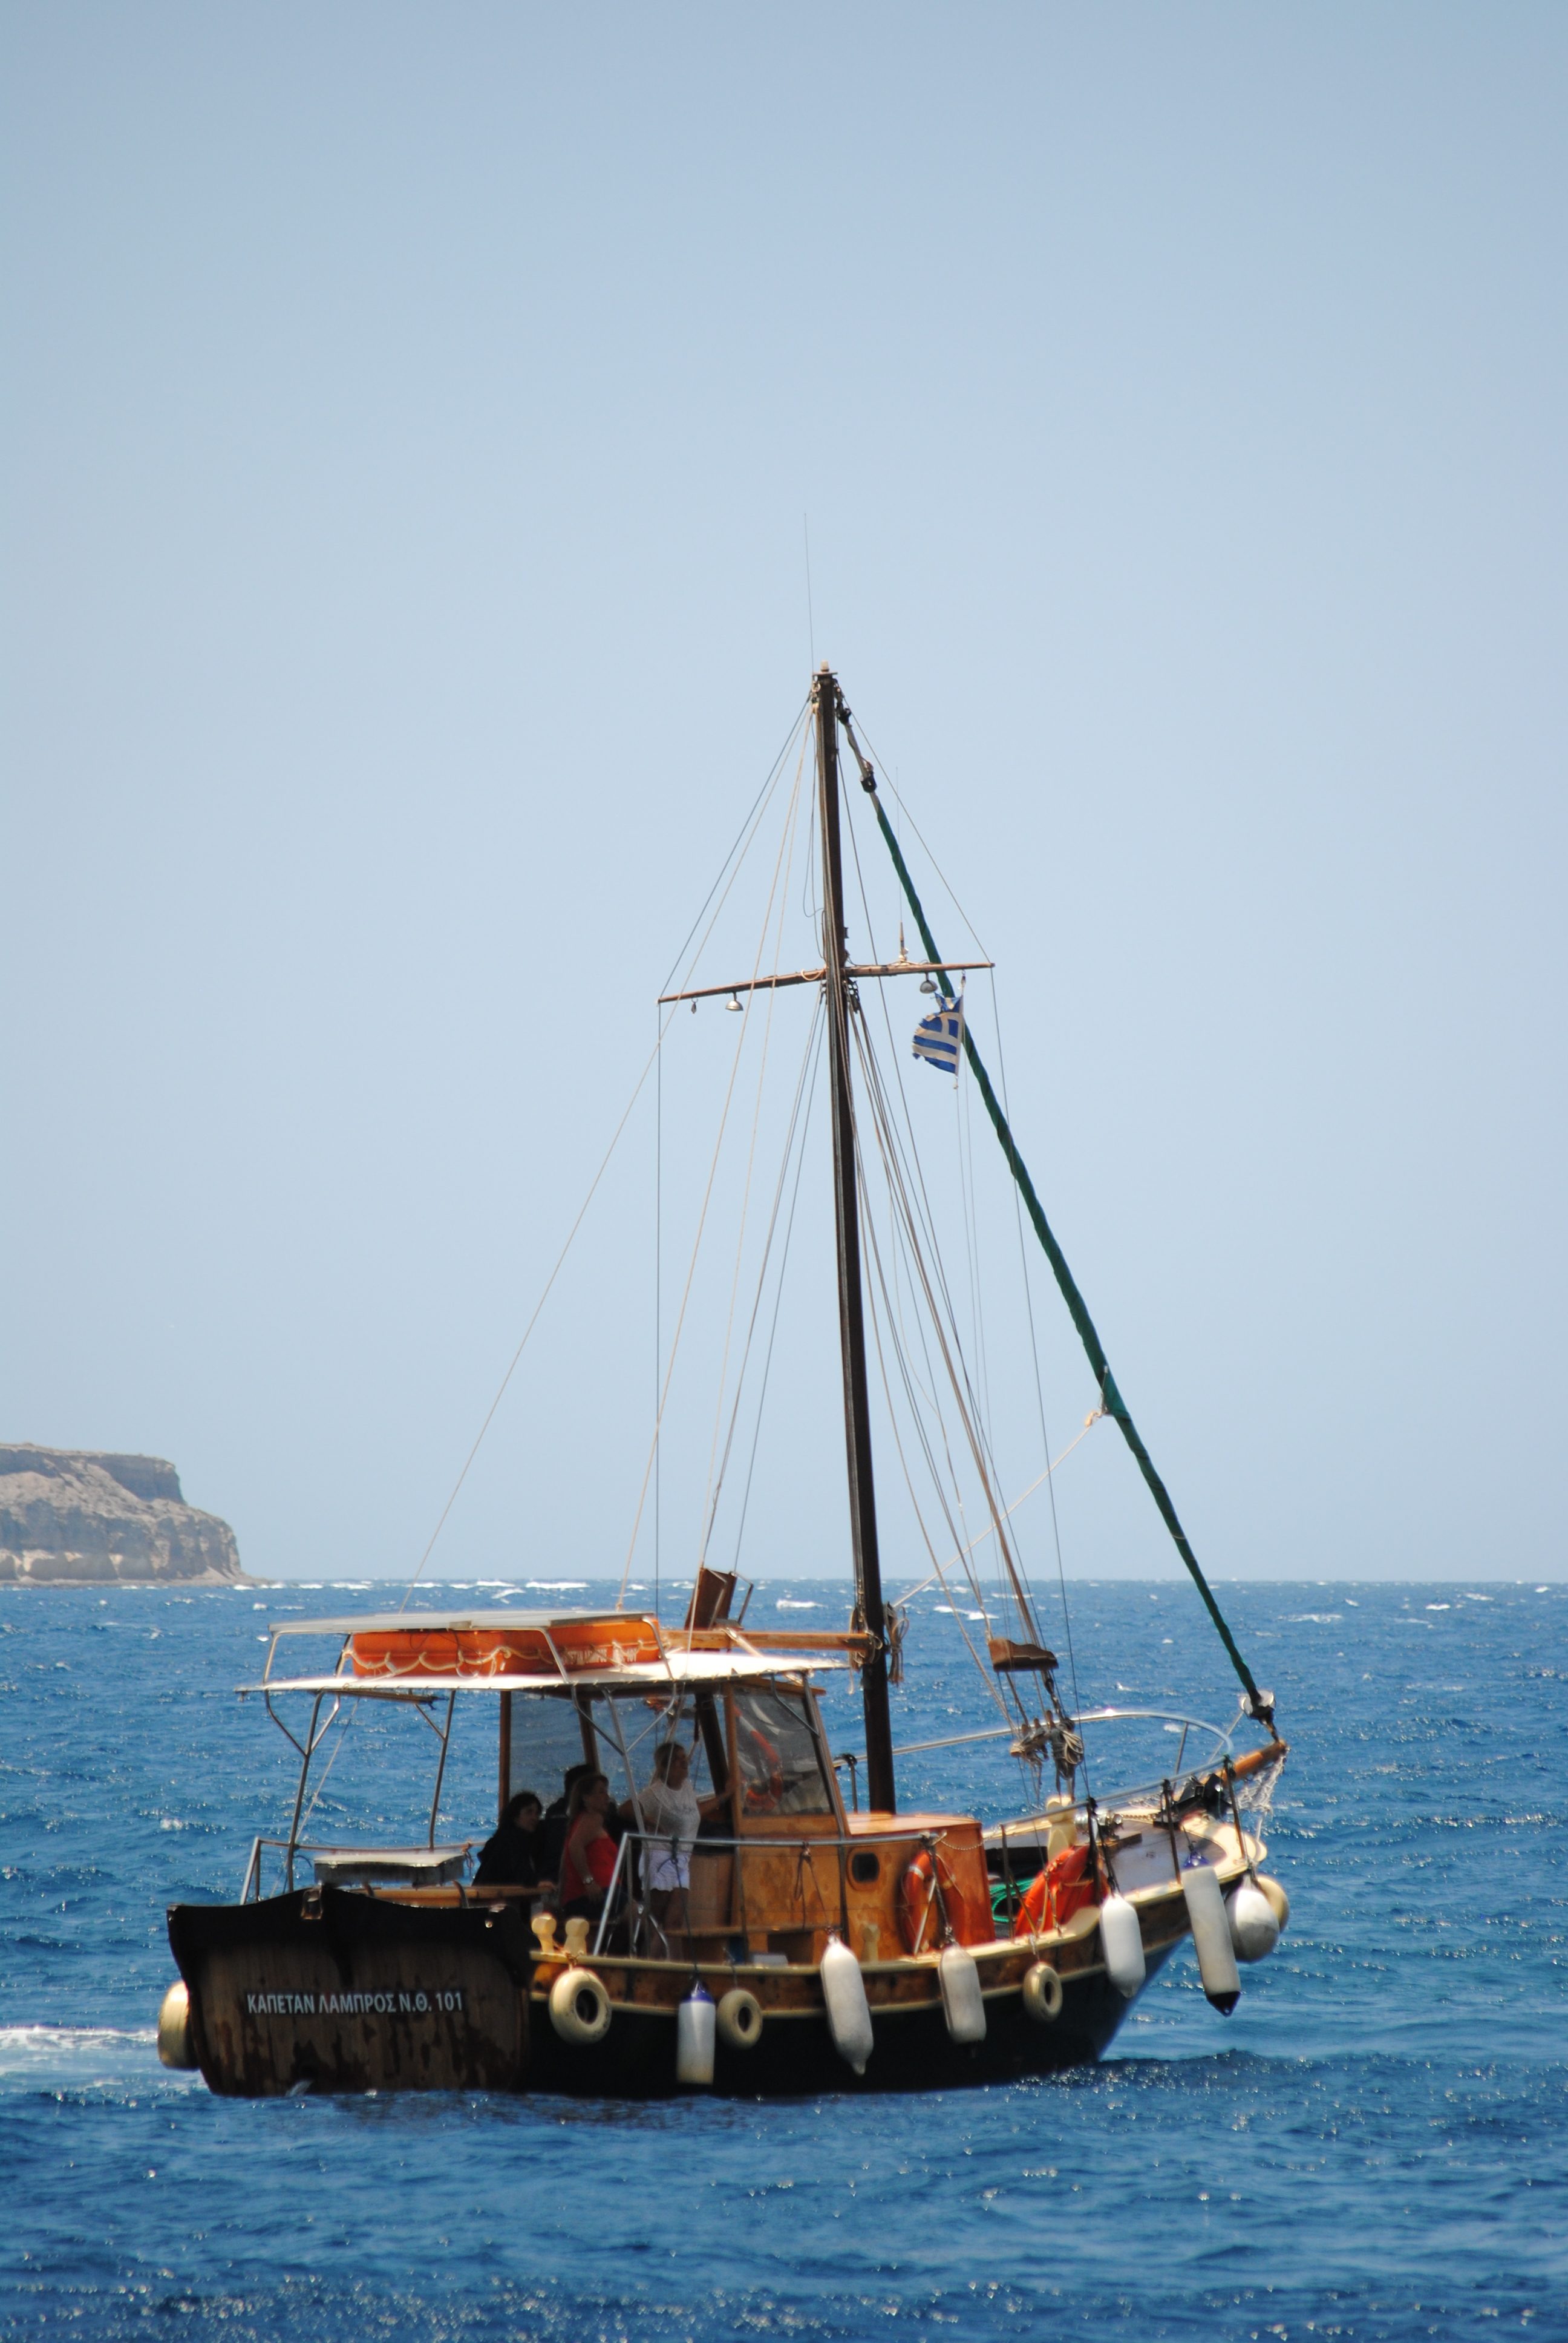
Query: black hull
526,1959,1161,2099
168,1889,532,2096
168,1890,1165,2099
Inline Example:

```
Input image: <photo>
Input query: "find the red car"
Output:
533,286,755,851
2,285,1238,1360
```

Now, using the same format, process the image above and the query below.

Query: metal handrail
584,1820,921,1959
238,1835,477,1902
882,1703,1243,1830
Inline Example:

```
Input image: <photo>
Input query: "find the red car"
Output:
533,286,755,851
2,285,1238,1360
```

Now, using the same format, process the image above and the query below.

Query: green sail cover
863,784,1271,1726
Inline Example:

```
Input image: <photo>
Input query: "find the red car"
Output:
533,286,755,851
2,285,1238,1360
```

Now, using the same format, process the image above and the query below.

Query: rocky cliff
0,1446,249,1585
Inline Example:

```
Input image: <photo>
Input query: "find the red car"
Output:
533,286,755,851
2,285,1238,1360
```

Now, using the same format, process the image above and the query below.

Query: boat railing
589,1820,960,1960
889,1703,1247,1835
238,1835,475,1900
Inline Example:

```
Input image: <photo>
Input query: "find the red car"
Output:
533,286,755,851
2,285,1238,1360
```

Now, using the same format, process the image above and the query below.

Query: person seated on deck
473,1791,551,1892
627,1740,725,1938
558,1772,619,1924
539,1761,595,1884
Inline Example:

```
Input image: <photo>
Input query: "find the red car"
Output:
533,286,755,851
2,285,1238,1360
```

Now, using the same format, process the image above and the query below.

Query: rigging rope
839,793,1045,1651
398,1024,668,1612
399,710,811,1612
849,1004,1044,1679
989,970,1085,1722
618,738,810,1602
856,762,1273,1727
728,1006,826,1569
700,992,822,1564
892,1407,1106,1608
696,739,810,1548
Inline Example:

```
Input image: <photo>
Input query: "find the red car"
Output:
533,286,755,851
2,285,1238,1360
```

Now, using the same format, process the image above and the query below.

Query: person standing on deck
633,1741,724,1944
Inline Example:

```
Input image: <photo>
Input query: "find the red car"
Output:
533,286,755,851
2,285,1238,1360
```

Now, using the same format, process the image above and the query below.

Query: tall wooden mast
814,664,896,1814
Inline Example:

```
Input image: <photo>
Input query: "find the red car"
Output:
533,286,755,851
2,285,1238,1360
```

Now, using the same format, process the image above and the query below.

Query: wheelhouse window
507,1689,593,1808
731,1685,835,1816
598,1691,721,1816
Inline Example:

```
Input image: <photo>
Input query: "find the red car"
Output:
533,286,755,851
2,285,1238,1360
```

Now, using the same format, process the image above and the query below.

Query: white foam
0,2025,163,2085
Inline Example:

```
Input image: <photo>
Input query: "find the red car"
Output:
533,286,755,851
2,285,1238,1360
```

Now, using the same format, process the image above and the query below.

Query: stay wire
696,743,809,1551
852,1112,1016,1731
989,975,1083,1722
890,1411,1104,1608
855,1015,1047,1697
701,986,823,1563
837,874,1030,1624
841,779,1045,1649
851,1009,1031,1638
618,748,809,1601
730,1007,825,1568
847,713,990,959
400,1020,673,1611
658,703,809,998
400,706,809,1610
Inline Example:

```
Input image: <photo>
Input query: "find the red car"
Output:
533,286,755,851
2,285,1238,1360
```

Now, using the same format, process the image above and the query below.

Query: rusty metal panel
169,1889,531,2097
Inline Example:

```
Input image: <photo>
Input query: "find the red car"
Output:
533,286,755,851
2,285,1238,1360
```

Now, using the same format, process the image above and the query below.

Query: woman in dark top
474,1791,550,1890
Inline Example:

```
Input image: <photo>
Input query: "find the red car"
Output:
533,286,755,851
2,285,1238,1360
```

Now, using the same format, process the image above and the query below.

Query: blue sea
2,1577,1563,2341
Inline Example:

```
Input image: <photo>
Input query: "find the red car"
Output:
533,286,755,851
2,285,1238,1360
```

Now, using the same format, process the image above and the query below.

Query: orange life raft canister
1012,1841,1097,1938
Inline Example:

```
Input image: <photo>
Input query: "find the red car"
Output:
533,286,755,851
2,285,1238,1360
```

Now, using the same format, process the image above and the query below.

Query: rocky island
0,1446,249,1585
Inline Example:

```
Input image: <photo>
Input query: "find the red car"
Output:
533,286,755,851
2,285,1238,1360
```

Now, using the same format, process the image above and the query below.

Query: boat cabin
245,1606,994,1967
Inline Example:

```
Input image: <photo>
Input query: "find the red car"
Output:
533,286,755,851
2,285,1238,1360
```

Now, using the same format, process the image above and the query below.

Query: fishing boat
159,666,1290,2098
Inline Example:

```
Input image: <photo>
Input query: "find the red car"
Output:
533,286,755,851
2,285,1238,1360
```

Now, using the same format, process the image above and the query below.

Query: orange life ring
739,1723,784,1812
898,1845,991,1953
1012,1842,1096,1939
898,1850,942,1954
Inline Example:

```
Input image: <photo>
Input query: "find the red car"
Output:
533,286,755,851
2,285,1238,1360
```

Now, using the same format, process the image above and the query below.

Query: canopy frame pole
428,1689,457,1847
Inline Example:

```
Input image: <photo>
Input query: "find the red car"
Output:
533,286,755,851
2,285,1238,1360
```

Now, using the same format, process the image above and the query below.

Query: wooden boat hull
166,1884,1191,2098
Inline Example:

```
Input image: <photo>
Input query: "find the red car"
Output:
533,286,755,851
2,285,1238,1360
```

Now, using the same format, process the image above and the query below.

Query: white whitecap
0,2025,165,2088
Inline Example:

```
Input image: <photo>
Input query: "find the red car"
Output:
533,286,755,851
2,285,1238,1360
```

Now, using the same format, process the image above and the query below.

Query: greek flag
912,994,964,1076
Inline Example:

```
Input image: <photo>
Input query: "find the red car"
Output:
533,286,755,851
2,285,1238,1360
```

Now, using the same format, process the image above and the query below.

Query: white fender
1022,1961,1063,2023
820,1932,874,2075
716,1987,763,2051
548,1965,612,2045
157,1980,197,2071
676,1980,716,2085
1182,1863,1241,2011
1256,1873,1290,1931
938,1941,987,2044
1227,1880,1281,1963
1099,1893,1147,1998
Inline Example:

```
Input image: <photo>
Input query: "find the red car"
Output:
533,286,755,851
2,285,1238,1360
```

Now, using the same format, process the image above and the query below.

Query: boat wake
0,2024,166,2089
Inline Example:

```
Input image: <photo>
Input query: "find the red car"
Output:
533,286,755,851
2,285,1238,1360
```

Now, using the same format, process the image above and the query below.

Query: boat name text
244,1988,466,2017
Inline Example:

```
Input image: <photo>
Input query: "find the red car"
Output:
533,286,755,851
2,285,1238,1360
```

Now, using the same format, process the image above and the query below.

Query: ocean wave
0,2024,161,2086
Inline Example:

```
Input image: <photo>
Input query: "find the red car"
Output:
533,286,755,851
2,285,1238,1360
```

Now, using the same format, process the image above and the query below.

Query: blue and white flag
912,993,964,1076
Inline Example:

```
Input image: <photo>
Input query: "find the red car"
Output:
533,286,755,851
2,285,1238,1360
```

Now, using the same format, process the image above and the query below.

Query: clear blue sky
4,4,1564,1586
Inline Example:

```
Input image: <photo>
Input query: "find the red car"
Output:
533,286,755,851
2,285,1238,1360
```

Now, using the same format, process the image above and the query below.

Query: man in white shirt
630,1740,724,1936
